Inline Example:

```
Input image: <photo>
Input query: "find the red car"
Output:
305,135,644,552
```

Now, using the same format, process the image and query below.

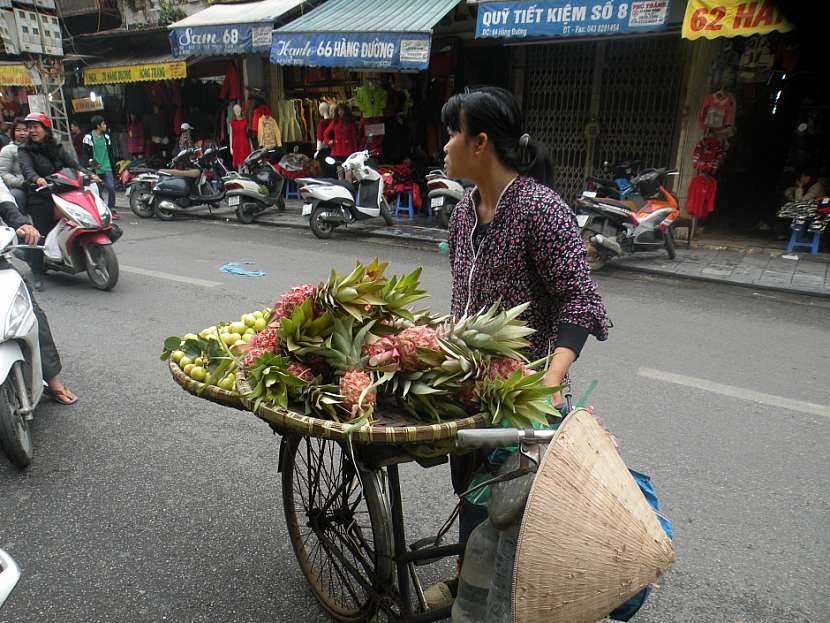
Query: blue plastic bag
609,469,673,621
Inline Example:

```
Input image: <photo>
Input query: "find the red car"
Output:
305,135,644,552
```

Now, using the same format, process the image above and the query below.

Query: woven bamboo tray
168,360,246,410
236,372,489,446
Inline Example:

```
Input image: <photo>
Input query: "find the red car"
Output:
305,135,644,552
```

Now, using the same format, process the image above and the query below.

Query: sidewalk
116,194,830,298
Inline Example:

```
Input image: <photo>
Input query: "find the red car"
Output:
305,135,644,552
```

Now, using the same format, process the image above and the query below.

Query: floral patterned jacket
448,176,609,362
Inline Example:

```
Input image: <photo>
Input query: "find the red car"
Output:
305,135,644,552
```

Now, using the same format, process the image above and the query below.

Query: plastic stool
786,230,821,255
395,190,414,218
284,179,299,200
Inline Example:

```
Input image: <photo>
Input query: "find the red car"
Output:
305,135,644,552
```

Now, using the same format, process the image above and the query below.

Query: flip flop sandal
44,387,78,406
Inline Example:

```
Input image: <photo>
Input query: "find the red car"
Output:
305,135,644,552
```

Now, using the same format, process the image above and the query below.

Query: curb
606,262,830,300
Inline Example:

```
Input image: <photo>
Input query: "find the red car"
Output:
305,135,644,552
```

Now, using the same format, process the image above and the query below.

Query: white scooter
0,547,20,606
0,226,43,468
426,170,471,229
298,151,394,239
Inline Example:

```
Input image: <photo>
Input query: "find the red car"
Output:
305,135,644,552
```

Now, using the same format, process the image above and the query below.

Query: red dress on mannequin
230,118,251,168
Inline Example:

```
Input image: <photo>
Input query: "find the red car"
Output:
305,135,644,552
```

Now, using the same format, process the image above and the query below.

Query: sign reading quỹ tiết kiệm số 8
83,60,187,86
682,0,794,40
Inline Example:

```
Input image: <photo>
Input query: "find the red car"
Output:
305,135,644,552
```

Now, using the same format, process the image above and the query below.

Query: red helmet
25,112,52,129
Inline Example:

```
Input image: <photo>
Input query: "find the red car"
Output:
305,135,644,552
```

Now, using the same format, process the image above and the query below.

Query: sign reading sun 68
682,0,794,39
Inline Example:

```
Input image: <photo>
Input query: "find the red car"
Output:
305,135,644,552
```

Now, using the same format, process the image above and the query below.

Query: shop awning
83,54,187,85
271,0,463,71
475,1,671,40
168,0,305,57
0,62,36,86
682,0,794,40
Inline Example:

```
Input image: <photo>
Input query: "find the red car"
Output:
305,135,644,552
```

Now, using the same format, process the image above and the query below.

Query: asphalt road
1,217,828,622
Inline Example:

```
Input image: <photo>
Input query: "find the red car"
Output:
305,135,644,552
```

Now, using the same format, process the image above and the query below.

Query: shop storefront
677,0,827,248
268,0,464,203
167,0,306,170
0,62,37,126
71,54,191,164
473,0,685,203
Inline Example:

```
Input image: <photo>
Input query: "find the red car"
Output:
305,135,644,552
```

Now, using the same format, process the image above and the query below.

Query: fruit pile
162,307,273,393
163,260,562,429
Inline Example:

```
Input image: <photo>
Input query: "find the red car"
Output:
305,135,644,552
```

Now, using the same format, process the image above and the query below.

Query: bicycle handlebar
456,428,557,449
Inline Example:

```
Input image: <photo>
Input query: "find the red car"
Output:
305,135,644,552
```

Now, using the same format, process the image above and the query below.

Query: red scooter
36,168,120,290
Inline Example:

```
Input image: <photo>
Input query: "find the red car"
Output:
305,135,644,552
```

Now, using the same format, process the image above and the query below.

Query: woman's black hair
12,117,27,132
335,103,352,122
441,86,555,188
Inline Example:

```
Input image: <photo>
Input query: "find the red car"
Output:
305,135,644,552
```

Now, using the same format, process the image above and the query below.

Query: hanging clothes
127,118,144,155
258,113,281,149
251,104,272,139
692,136,726,175
355,84,388,118
686,175,717,219
325,119,359,158
220,64,241,101
230,118,251,168
699,91,735,130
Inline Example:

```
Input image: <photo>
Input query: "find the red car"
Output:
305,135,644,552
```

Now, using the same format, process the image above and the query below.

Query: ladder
25,55,74,157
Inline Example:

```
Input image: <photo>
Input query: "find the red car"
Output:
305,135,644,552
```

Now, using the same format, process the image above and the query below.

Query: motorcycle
125,170,160,218
576,167,680,271
151,147,230,221
298,151,394,239
223,148,286,224
0,547,20,606
0,226,43,467
35,169,120,290
426,169,472,229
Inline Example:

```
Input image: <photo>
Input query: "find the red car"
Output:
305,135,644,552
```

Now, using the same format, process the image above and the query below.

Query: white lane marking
120,265,222,288
638,367,830,419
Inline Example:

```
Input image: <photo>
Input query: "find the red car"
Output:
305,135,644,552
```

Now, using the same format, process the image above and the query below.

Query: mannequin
230,103,251,168
316,102,332,153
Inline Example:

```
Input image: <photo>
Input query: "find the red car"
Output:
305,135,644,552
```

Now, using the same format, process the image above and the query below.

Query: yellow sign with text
0,64,34,86
682,0,794,39
83,60,187,85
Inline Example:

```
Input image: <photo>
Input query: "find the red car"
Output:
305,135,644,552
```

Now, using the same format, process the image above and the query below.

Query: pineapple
244,353,309,411
339,370,376,414
278,299,335,356
316,259,390,322
476,367,562,429
447,302,535,361
272,283,317,321
395,325,442,371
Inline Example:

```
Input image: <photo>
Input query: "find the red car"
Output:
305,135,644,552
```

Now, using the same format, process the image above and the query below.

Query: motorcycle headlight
53,195,98,229
4,281,32,339
94,193,111,225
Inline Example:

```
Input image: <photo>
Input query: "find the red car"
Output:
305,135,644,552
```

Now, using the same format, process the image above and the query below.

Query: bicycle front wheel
282,435,395,622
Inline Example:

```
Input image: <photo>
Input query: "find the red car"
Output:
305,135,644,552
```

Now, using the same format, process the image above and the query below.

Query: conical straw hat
513,409,675,623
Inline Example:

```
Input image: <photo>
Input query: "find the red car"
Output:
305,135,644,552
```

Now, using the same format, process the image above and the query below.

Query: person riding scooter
0,180,77,405
18,112,98,291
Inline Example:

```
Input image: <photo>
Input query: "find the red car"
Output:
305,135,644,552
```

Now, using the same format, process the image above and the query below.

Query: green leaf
164,336,182,351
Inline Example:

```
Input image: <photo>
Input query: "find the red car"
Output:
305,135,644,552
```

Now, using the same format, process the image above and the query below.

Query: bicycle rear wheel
282,435,395,622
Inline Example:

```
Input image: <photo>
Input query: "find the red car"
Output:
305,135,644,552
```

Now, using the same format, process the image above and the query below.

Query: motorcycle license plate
582,190,597,198
430,197,444,209
576,215,590,227
302,203,313,217
228,196,240,207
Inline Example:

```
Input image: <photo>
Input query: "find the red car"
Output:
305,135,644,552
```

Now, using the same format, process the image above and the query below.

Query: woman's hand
16,224,40,245
36,177,48,188
544,347,577,407
91,174,102,183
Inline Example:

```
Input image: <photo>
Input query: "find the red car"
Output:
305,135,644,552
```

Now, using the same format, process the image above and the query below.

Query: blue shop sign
271,32,433,71
170,23,274,57
475,0,670,39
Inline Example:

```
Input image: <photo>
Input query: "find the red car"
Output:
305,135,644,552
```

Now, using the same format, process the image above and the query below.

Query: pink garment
220,64,241,101
127,120,144,154
324,119,359,158
686,175,717,219
699,92,734,130
231,118,251,168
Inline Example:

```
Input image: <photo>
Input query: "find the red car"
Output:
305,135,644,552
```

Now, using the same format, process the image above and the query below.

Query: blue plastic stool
284,179,299,200
395,190,414,218
786,230,822,255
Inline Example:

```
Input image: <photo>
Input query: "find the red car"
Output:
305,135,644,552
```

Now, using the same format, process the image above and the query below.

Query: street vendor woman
429,86,610,607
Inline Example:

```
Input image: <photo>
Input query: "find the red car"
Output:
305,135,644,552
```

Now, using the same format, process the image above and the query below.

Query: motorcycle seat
159,168,201,179
597,197,637,211
306,178,355,192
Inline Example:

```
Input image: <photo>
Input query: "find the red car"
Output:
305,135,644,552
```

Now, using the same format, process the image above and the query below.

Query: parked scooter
0,547,20,605
223,148,285,224
426,170,472,229
298,151,394,239
152,147,230,221
35,169,120,290
575,168,680,271
126,170,160,218
582,160,641,202
0,226,43,467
